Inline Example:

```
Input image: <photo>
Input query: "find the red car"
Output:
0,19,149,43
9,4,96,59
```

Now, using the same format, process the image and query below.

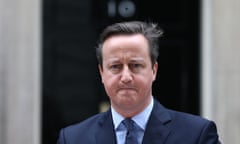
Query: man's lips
117,87,137,91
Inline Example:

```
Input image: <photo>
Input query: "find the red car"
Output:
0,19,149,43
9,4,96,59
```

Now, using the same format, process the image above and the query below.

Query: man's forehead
104,57,145,62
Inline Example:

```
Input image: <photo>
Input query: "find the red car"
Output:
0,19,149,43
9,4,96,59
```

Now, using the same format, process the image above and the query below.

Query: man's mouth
118,87,136,92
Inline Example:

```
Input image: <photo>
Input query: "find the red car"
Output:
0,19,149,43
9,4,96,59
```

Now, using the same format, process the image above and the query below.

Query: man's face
99,34,158,115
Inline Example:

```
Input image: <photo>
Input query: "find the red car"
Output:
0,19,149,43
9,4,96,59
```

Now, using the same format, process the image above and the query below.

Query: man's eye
110,65,120,69
129,63,143,72
132,63,141,68
130,63,142,69
109,64,122,72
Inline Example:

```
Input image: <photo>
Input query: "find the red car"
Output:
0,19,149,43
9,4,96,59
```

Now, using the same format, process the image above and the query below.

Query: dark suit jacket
57,99,221,144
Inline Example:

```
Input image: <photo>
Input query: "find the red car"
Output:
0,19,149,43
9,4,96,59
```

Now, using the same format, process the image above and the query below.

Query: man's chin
117,95,137,105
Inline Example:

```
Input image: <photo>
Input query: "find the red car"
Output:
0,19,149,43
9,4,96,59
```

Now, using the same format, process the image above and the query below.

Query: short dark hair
96,21,163,67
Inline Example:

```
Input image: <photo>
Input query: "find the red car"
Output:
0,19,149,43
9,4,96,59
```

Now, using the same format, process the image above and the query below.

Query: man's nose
120,66,133,83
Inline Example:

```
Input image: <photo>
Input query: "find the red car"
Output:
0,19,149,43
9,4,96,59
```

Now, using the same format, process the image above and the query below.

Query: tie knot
122,118,135,130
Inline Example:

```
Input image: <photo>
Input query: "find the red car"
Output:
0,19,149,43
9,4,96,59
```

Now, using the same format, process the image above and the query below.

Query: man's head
96,21,163,117
96,21,163,68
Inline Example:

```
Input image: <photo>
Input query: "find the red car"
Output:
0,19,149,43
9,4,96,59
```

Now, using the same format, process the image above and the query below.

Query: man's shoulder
154,99,211,124
150,102,220,143
62,111,108,134
168,108,210,124
57,111,110,143
153,100,214,129
164,107,216,131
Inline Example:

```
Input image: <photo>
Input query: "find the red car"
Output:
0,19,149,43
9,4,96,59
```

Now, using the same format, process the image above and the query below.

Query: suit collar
95,109,117,144
94,99,172,144
142,99,172,144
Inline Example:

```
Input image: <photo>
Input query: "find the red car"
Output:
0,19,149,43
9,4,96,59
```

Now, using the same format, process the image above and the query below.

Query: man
57,21,221,144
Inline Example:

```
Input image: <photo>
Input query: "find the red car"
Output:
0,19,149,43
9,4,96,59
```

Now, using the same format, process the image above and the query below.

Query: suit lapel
142,100,172,144
94,100,172,144
95,109,117,144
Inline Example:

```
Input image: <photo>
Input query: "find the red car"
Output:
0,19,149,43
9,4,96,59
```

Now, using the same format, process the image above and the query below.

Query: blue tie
122,118,138,144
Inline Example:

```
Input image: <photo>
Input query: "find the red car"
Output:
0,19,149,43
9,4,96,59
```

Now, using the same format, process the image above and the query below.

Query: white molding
201,0,214,119
0,0,41,143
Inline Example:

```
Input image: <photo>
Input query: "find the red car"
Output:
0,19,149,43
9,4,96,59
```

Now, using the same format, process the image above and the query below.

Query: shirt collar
111,96,154,130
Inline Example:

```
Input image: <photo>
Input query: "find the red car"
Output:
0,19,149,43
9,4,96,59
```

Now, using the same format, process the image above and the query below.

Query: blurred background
0,0,240,144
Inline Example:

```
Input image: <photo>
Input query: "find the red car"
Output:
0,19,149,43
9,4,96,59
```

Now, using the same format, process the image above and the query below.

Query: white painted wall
201,0,240,143
0,0,41,143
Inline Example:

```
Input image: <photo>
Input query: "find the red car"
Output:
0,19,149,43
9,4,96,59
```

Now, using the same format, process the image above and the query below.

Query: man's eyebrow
129,58,145,62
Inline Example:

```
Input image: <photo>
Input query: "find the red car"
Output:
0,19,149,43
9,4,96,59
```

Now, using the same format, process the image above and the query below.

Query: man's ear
98,64,103,83
153,62,158,81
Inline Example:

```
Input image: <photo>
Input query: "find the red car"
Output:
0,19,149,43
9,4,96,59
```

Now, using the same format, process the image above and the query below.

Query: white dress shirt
111,96,154,144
